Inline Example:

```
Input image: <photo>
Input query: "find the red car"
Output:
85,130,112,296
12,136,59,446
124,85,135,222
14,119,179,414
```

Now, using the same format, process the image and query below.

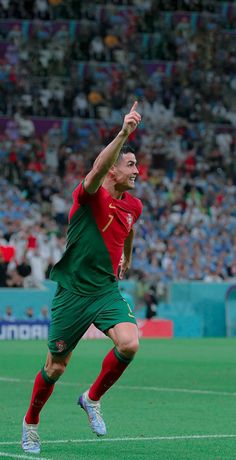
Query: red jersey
50,182,142,296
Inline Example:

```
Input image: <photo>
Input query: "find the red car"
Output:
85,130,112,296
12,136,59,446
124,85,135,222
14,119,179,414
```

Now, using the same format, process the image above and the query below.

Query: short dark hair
115,144,135,164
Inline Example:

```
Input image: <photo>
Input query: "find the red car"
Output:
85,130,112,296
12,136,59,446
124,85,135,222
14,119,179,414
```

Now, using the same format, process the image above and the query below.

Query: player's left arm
119,228,135,280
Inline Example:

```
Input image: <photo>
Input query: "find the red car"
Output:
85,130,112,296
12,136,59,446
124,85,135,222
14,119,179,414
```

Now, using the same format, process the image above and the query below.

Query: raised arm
84,101,141,194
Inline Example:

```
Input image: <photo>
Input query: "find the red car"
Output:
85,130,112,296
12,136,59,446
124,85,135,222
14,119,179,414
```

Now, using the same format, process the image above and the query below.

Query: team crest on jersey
56,340,67,352
126,213,133,230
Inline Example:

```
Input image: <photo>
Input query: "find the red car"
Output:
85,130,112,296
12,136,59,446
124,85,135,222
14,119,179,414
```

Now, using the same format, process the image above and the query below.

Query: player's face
113,153,139,191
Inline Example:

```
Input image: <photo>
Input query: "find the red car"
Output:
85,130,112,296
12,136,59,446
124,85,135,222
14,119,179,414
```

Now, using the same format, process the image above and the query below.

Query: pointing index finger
130,101,138,112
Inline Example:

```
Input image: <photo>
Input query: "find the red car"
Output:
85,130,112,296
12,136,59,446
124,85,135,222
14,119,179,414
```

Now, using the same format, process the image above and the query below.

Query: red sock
25,370,55,425
88,348,132,401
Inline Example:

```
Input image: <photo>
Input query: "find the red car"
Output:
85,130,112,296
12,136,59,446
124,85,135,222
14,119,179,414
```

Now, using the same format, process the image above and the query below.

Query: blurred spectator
51,192,68,226
15,113,35,139
38,305,50,321
2,305,16,321
0,252,8,286
27,248,46,287
24,306,34,321
6,266,24,287
144,285,158,319
34,0,50,20
16,255,32,284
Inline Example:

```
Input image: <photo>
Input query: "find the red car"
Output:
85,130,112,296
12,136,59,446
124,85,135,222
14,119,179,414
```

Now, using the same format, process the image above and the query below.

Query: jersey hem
54,280,119,297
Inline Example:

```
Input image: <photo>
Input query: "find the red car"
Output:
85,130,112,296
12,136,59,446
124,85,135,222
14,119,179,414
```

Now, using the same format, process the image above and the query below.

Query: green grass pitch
1,338,236,460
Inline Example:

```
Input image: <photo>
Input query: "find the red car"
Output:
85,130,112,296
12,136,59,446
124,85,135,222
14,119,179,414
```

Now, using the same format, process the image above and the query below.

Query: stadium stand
0,0,236,296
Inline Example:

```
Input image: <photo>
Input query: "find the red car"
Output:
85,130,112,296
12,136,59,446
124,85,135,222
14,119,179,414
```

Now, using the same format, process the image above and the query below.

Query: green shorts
48,284,137,356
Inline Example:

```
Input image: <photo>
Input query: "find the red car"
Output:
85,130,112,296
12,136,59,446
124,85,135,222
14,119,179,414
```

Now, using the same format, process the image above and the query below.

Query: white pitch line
41,434,236,443
0,452,51,460
117,385,236,397
1,434,236,447
1,376,236,398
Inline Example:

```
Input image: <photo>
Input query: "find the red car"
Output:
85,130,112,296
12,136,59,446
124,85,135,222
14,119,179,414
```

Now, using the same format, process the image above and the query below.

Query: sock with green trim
88,347,133,401
25,368,56,425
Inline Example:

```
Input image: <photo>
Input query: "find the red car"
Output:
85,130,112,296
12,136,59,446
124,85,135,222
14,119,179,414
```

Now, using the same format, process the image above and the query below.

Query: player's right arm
83,101,141,195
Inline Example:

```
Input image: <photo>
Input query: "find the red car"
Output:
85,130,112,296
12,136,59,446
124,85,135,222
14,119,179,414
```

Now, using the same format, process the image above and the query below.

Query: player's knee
118,337,139,358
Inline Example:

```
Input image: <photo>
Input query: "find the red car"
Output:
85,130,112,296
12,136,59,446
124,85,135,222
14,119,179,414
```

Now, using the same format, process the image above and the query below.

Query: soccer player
22,102,142,454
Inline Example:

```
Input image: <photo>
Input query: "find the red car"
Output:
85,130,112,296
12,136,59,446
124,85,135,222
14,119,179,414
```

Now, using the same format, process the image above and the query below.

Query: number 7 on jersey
102,214,114,232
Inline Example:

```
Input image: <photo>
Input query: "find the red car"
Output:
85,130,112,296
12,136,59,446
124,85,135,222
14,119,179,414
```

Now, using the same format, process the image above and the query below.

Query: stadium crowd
0,0,236,290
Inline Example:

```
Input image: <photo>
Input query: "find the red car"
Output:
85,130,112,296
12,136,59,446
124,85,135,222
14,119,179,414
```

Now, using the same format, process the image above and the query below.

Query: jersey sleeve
73,181,91,205
68,181,92,221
